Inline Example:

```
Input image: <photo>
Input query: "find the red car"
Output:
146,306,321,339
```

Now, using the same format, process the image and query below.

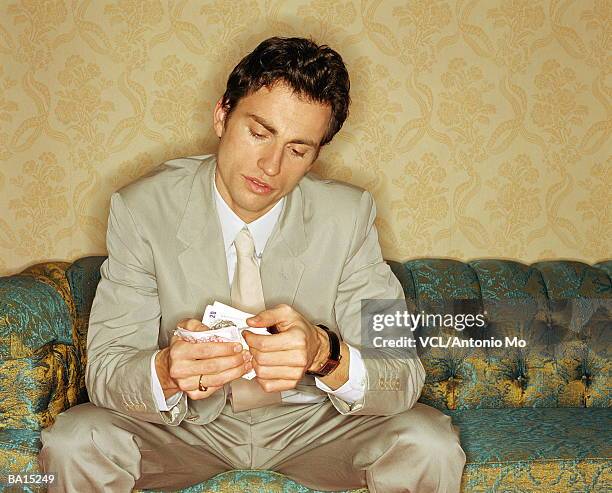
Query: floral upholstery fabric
1,257,610,492
0,263,82,432
454,407,611,492
389,258,611,411
0,430,41,493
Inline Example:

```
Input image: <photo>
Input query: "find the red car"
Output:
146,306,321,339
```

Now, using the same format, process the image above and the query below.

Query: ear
213,98,228,138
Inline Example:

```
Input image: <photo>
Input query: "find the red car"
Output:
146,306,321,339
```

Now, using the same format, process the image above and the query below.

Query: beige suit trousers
40,400,465,493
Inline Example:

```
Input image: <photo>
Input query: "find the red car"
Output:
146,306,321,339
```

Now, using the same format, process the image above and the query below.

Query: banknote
173,301,271,379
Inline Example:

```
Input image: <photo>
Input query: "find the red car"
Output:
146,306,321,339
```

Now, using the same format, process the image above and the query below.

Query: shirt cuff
150,350,183,412
314,344,366,404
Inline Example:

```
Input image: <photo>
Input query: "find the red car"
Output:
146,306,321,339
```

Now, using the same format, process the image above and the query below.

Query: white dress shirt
150,178,366,411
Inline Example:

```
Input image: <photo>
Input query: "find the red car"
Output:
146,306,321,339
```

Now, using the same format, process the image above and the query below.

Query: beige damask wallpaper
0,0,610,275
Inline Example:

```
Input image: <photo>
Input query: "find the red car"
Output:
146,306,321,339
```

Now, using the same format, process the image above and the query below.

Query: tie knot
234,228,256,258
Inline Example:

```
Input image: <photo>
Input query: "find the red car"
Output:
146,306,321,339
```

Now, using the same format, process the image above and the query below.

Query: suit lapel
261,183,306,308
176,156,231,309
176,155,308,310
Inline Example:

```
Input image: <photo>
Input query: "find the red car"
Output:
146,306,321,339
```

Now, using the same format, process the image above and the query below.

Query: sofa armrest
0,262,85,431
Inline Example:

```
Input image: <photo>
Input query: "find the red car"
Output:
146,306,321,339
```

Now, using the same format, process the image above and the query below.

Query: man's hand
155,318,253,401
242,304,341,392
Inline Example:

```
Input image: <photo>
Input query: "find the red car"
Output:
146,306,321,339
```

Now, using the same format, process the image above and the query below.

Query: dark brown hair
221,36,351,146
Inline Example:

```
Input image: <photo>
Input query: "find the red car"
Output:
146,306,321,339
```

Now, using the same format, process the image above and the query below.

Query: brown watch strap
306,325,342,377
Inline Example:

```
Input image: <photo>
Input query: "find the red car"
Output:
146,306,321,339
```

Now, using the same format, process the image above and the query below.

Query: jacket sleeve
85,192,190,425
330,191,425,416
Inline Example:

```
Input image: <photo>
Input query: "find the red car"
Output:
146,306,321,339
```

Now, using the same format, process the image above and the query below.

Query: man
40,37,465,492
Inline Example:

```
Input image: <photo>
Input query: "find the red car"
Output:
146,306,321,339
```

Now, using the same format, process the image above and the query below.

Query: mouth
244,175,273,194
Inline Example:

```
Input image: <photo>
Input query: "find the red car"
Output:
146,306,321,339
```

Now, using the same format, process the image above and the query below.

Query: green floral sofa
1,256,610,492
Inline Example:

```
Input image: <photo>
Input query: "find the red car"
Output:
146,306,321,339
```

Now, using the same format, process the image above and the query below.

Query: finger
194,351,253,376
250,348,307,367
185,385,222,400
255,378,299,393
176,372,223,393
170,351,251,379
173,341,244,360
251,360,304,380
176,318,210,332
196,360,253,388
243,330,306,352
246,304,297,329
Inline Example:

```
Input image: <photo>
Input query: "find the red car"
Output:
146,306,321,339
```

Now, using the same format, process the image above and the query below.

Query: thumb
247,305,296,332
246,311,277,328
244,318,281,335
176,318,210,332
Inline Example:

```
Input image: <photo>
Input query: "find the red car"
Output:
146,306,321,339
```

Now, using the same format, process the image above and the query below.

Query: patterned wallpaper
0,0,610,276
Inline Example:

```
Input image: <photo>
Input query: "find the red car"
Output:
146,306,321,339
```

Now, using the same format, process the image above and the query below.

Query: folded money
174,325,241,344
173,301,271,380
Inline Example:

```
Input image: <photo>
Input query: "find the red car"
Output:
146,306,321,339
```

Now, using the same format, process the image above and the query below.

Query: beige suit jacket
86,154,425,426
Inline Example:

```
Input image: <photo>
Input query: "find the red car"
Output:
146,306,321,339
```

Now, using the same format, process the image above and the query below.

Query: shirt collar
213,177,285,256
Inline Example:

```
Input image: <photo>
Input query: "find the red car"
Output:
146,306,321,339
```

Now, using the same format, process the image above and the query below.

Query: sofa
1,256,610,492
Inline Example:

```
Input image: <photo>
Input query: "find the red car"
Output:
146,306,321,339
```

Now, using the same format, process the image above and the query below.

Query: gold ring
198,374,207,392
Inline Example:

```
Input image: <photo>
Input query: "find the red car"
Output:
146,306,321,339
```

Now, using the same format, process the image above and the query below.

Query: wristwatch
306,324,342,377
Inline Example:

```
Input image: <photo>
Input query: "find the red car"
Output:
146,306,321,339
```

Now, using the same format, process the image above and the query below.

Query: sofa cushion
450,407,611,462
0,429,41,493
453,407,612,492
139,471,366,493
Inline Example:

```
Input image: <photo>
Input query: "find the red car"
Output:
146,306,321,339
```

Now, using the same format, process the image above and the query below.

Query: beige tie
229,227,281,412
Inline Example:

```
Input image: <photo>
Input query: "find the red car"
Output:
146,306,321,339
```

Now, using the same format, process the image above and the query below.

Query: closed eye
250,128,307,158
249,129,266,140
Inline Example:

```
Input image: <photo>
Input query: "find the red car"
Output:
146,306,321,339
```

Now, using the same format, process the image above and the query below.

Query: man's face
213,82,331,223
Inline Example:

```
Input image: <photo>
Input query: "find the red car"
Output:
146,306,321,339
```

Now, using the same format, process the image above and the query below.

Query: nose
257,145,283,176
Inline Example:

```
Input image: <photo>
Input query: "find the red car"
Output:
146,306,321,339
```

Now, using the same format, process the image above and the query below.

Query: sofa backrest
2,256,607,417
69,256,610,410
388,258,610,410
